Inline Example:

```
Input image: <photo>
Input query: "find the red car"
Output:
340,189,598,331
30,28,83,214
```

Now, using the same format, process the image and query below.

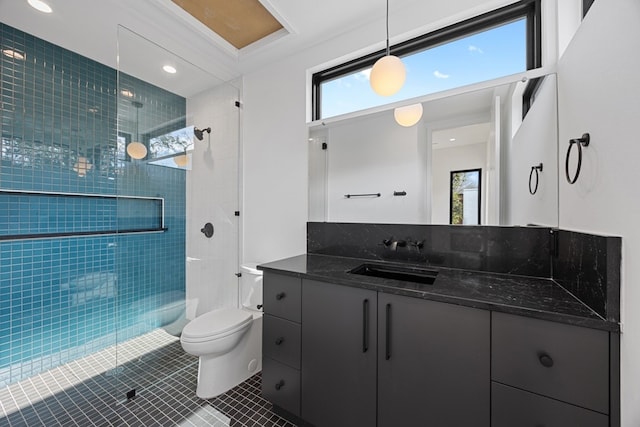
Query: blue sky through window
320,19,527,119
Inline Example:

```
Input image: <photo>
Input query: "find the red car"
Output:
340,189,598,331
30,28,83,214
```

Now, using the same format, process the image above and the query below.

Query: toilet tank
240,264,263,312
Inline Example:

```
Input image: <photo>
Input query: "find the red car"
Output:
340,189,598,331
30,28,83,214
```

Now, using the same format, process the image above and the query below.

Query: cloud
433,70,450,79
468,45,484,54
356,68,372,81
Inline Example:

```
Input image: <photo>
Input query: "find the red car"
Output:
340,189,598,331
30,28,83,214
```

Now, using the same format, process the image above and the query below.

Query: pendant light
127,101,147,160
370,0,406,97
394,103,423,127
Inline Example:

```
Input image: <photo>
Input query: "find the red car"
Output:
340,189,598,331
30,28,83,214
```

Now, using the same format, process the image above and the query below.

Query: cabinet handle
275,337,284,346
276,292,286,300
385,303,392,360
275,380,285,390
362,299,369,353
538,353,554,368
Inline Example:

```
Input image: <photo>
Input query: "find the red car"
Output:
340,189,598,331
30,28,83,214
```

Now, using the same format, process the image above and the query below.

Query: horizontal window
313,0,541,120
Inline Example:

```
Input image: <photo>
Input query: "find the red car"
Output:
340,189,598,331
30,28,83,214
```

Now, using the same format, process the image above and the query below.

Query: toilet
180,264,263,398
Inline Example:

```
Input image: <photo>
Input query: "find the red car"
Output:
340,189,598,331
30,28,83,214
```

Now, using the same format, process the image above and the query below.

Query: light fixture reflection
394,103,423,127
127,142,147,160
73,157,92,177
127,101,147,160
173,154,188,167
2,49,26,60
370,0,406,97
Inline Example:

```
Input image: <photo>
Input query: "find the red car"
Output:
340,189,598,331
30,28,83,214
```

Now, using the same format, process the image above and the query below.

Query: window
312,0,541,120
450,169,482,225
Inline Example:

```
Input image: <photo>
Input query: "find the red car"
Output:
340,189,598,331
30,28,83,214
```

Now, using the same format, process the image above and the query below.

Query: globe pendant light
127,101,147,160
394,103,423,127
370,0,406,96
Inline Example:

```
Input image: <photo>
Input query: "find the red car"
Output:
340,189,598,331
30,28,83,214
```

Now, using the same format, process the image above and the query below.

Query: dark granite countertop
258,254,619,332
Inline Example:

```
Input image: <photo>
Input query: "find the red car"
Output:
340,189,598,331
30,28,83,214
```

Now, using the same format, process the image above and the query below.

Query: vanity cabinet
300,280,490,427
377,293,490,427
261,271,616,426
491,312,610,426
301,280,377,427
261,273,302,417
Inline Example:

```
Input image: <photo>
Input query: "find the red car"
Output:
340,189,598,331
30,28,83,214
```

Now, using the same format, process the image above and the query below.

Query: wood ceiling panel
172,0,284,49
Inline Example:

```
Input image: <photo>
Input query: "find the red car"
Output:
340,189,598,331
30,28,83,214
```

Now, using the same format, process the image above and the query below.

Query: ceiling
432,123,491,149
0,0,429,97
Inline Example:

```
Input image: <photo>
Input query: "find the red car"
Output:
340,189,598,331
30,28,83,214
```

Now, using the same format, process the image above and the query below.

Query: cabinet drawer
492,382,608,427
262,357,300,417
263,314,301,369
263,273,301,322
492,312,609,413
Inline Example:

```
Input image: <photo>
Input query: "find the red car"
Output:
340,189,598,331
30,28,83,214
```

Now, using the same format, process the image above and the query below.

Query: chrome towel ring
565,133,590,184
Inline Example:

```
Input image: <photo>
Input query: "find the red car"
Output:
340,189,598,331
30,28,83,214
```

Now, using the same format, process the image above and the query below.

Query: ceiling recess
171,0,284,49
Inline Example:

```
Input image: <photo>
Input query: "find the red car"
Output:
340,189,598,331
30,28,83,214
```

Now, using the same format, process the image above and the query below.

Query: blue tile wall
0,23,186,385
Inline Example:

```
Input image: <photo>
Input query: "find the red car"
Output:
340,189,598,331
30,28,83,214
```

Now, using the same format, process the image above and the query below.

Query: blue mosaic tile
0,23,186,385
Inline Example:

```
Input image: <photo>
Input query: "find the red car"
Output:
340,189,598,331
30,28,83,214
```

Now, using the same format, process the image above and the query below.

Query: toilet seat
181,308,252,344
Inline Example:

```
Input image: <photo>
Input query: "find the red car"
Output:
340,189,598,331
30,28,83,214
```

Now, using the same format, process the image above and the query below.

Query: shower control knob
200,222,214,238
275,337,284,345
275,380,285,390
276,292,286,300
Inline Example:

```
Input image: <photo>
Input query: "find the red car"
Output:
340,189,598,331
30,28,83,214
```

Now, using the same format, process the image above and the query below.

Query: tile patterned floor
0,329,296,426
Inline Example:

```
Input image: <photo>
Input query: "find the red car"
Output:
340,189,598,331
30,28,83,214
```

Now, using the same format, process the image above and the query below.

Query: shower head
194,127,211,141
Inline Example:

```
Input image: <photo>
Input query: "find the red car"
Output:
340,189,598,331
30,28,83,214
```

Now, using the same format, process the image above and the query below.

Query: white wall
557,0,640,425
186,82,240,317
325,112,428,224
432,142,487,224
506,74,558,227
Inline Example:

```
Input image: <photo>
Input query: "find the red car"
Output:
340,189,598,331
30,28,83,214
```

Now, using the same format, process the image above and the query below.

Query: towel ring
565,133,590,184
529,163,543,195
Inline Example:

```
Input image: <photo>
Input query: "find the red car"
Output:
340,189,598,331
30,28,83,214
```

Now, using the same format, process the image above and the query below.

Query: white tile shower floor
0,329,295,426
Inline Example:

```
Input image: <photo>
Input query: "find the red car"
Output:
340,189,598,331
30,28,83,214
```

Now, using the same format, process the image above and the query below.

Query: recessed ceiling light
163,65,177,74
1,49,26,60
28,0,53,13
449,138,456,142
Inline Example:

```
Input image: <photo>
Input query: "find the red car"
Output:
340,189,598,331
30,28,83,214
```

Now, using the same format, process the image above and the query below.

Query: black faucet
382,237,407,251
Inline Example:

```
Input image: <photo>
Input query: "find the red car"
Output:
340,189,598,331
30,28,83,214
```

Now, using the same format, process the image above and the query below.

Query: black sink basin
349,263,438,285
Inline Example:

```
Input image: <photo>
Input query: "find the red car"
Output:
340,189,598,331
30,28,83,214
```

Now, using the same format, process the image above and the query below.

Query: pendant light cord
386,0,390,56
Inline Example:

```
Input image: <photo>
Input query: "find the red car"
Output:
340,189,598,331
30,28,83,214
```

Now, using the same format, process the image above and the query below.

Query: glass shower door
115,25,240,411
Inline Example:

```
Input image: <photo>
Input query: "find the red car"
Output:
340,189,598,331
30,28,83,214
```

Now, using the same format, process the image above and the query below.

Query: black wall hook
565,133,590,184
529,163,543,195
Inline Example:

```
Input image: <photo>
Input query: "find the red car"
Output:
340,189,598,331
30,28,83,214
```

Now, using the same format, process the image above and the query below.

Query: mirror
308,74,558,227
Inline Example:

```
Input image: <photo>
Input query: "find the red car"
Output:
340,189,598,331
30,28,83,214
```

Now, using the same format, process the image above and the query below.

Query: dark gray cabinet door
377,293,490,427
492,382,609,427
301,280,377,427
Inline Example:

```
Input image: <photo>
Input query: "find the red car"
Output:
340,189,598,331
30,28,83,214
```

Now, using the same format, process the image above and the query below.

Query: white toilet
180,264,263,398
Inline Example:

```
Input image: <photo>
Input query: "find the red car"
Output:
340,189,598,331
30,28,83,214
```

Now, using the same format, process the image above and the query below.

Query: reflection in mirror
450,169,481,225
308,74,559,227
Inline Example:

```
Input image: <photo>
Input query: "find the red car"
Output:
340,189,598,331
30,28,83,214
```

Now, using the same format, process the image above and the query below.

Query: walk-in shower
0,21,241,417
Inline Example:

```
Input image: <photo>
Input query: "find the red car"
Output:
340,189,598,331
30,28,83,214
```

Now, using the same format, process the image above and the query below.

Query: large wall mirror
308,74,559,227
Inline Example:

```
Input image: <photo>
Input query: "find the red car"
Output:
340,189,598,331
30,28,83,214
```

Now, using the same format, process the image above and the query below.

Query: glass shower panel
115,25,240,404
185,80,241,320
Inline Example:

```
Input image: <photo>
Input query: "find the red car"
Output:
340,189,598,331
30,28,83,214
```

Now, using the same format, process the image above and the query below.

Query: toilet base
195,314,262,399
